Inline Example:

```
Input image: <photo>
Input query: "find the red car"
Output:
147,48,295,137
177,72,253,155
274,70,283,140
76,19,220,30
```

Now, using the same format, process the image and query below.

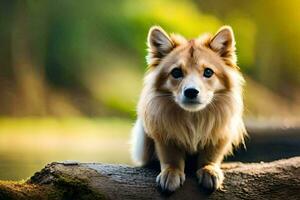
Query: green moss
50,174,106,200
0,175,106,200
0,180,54,200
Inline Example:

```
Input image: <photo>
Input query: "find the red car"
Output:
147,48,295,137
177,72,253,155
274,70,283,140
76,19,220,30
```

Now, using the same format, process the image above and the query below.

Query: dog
131,25,246,192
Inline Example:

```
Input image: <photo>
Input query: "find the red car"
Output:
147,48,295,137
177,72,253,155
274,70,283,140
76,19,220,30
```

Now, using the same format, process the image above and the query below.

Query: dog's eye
203,68,214,78
170,68,183,79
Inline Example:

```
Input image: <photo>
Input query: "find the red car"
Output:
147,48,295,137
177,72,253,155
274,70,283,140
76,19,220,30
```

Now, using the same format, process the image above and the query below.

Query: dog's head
146,26,242,112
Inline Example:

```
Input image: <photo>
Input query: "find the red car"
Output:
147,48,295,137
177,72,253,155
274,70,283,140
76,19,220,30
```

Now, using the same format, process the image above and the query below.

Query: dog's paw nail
197,165,224,192
156,168,185,192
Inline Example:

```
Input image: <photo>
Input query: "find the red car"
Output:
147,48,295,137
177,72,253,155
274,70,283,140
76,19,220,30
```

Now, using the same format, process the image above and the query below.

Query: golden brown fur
131,25,246,192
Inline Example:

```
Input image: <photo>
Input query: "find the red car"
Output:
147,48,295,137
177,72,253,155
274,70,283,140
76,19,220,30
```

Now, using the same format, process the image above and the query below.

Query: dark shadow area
226,127,300,162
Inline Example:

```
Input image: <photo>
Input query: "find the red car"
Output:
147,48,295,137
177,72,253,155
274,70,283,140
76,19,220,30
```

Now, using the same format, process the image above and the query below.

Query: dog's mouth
178,99,207,112
173,93,210,112
182,99,201,105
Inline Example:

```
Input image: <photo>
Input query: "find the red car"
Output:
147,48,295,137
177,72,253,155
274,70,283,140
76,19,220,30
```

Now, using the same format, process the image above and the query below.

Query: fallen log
0,157,299,200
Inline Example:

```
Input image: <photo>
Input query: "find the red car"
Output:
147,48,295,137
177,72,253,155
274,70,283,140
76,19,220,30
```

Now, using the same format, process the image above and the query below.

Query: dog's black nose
184,88,199,99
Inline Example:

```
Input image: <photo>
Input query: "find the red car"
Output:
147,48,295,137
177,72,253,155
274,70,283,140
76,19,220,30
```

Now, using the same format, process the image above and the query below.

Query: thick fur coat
131,25,246,192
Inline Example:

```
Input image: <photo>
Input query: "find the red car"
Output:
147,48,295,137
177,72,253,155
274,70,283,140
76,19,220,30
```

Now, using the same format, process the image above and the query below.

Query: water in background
0,118,132,180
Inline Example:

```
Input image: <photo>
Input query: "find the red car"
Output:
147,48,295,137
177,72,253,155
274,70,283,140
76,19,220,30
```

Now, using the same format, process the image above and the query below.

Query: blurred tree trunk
11,0,47,115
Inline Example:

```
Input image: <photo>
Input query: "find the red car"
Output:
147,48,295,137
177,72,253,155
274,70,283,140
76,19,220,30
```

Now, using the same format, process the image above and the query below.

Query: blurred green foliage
0,0,299,118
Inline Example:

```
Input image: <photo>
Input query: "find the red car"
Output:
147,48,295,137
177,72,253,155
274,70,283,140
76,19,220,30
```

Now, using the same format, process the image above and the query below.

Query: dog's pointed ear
147,26,175,66
209,26,236,62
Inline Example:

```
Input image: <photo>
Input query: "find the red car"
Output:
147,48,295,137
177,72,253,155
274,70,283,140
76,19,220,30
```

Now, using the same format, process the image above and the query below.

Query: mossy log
0,157,300,200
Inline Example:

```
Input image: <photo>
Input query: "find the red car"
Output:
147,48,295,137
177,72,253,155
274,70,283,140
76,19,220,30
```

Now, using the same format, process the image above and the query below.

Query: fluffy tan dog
131,25,246,192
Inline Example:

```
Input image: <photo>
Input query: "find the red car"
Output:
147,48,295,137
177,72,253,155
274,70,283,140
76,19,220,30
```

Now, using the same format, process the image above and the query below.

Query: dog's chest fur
139,90,234,153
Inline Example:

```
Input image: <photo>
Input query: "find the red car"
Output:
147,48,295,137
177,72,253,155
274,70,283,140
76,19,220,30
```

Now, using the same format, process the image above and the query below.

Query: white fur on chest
141,95,232,153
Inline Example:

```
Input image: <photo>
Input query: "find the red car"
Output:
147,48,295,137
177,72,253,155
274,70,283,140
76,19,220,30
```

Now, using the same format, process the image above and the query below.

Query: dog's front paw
156,167,185,192
196,164,224,192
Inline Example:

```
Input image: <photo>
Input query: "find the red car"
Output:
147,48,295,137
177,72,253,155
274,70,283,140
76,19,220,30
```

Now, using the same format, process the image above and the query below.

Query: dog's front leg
196,138,231,192
155,140,185,192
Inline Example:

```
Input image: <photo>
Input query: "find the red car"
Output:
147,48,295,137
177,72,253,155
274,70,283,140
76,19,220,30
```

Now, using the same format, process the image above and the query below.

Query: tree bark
0,157,299,200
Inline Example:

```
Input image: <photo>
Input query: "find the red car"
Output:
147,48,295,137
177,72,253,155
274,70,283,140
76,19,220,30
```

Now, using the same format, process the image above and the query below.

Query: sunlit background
0,0,299,181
